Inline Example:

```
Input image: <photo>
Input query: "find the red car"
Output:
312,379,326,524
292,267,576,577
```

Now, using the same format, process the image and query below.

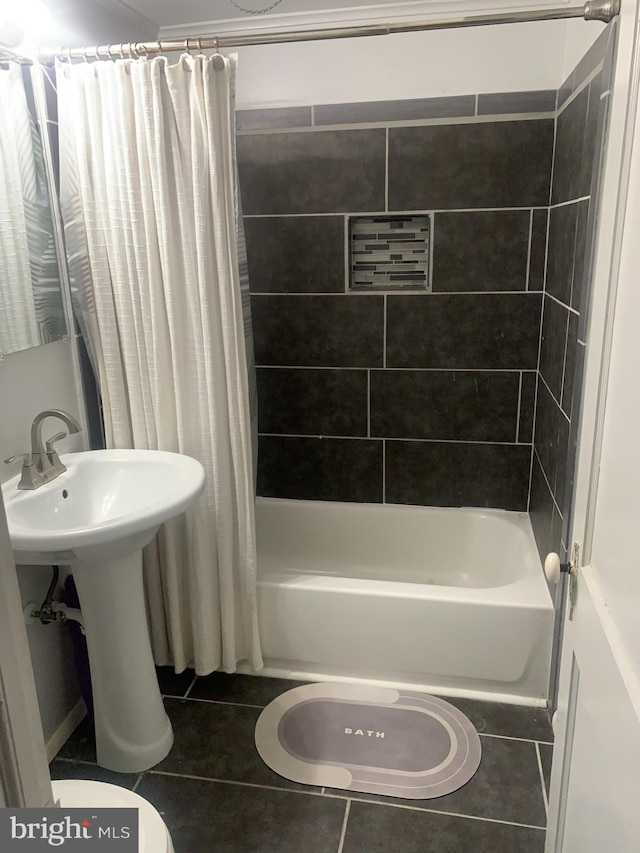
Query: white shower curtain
0,64,43,354
56,54,262,675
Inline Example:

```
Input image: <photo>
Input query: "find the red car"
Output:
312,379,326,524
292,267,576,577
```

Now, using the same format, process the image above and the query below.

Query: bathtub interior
256,497,536,588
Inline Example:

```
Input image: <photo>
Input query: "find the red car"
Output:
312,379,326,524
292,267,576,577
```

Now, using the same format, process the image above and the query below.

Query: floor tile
157,698,317,792
57,714,97,763
342,801,545,853
538,743,554,796
137,773,346,853
445,696,553,742
188,672,306,706
155,666,196,698
326,735,546,827
49,758,139,789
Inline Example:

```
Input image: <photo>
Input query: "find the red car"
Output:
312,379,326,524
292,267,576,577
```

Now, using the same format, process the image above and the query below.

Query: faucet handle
4,453,45,490
45,431,69,476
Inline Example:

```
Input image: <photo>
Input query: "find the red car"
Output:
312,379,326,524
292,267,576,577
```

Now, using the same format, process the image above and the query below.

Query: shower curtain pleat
57,53,262,675
0,65,49,354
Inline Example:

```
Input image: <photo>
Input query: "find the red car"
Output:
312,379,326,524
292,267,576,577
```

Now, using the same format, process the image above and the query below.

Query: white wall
232,19,605,109
562,17,605,82
0,341,87,744
42,0,157,51
0,341,86,483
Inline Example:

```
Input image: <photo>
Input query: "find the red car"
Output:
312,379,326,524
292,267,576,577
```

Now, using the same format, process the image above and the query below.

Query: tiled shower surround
530,24,616,564
237,25,613,527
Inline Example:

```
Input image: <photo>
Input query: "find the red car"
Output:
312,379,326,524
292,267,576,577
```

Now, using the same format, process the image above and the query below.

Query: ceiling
98,0,571,32
102,0,433,29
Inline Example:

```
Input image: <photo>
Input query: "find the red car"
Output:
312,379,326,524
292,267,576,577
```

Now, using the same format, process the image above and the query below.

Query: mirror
0,62,66,358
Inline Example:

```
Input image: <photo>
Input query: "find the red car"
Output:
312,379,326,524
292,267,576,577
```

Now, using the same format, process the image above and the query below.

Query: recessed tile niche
349,214,431,292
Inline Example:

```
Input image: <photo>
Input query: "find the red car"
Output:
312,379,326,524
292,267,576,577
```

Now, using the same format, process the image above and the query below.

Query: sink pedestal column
72,550,173,773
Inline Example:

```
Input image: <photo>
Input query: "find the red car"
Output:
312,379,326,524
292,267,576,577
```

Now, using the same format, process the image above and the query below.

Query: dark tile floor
52,670,553,853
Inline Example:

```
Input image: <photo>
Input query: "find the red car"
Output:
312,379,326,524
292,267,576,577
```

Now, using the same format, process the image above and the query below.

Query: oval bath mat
255,682,481,799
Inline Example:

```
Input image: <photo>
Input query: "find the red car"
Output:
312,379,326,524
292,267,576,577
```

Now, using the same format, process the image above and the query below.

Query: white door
546,2,640,848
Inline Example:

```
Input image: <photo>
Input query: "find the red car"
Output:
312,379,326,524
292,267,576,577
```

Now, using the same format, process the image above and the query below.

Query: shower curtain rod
39,0,618,64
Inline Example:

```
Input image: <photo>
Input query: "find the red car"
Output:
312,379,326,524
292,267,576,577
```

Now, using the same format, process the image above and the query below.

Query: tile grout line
558,310,571,417
259,432,533,446
525,209,533,291
556,61,605,117
251,290,544,296
237,111,555,136
183,674,199,699
337,800,351,853
344,213,350,293
535,742,549,817
546,290,580,316
383,294,387,369
131,774,144,793
255,366,537,372
147,770,547,830
515,372,523,443
533,446,565,519
367,369,371,438
175,695,266,709
539,373,571,423
527,193,551,514
382,440,386,505
479,732,554,745
548,195,591,211
384,127,389,212
243,205,553,219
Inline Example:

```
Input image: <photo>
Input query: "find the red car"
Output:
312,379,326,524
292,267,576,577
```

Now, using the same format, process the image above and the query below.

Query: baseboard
45,698,87,762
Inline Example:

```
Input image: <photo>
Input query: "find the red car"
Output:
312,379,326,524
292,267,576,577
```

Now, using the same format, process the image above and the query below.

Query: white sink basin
2,449,205,563
2,448,206,774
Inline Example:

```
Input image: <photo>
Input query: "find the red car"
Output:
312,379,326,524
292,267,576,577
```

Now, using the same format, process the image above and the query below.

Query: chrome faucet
4,409,83,490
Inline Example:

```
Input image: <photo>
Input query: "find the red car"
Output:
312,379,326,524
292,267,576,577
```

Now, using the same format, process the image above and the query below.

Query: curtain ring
184,39,192,55
82,46,89,63
136,42,148,58
118,43,125,59
211,36,225,70
65,47,72,63
197,38,203,52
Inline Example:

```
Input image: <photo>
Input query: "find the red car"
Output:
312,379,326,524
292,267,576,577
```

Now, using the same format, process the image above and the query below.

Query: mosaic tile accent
349,214,431,292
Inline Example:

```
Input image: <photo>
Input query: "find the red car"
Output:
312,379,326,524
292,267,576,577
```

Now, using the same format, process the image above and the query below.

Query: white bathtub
252,498,554,705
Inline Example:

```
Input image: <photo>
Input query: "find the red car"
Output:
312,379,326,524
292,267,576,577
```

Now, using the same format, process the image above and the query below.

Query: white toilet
51,779,174,852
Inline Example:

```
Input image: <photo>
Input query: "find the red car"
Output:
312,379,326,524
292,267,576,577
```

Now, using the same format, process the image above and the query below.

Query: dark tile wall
530,22,616,564
238,100,553,510
238,36,615,513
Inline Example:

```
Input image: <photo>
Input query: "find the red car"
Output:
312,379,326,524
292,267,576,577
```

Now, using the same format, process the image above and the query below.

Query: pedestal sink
2,449,205,774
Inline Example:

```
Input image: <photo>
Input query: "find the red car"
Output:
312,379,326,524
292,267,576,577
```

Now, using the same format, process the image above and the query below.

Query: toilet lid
51,780,171,853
